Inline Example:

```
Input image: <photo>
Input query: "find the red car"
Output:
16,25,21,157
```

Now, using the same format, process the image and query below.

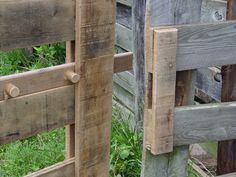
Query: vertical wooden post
74,0,115,176
65,41,75,159
132,0,146,130
141,0,202,176
217,0,236,174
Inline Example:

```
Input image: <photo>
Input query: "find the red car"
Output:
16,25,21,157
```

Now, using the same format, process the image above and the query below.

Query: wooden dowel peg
5,83,20,98
66,71,80,83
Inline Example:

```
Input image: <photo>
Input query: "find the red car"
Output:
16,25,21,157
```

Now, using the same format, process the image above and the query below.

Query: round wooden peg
66,71,80,83
5,83,20,98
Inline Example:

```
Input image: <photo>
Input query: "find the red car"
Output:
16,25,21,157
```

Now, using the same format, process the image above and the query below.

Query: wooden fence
0,0,131,176
1,0,236,177
114,0,227,129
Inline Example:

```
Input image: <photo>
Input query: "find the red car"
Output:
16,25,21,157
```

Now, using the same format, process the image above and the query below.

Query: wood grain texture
153,20,236,71
25,158,75,177
0,63,74,101
132,0,146,130
142,0,201,176
174,101,236,146
0,86,75,145
65,41,76,160
201,0,227,23
116,3,132,29
114,52,133,73
74,0,115,177
145,29,177,155
0,0,75,50
117,0,132,7
217,0,236,174
0,53,132,102
116,23,132,51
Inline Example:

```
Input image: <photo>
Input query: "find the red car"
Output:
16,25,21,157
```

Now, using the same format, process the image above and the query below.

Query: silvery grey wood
117,0,132,7
174,102,236,146
116,23,132,51
195,67,222,102
172,21,236,71
142,1,202,177
117,3,132,29
201,0,227,23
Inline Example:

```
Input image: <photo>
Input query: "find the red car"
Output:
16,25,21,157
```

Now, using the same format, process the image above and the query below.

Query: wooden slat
217,0,236,174
142,0,202,177
116,23,132,51
154,20,236,71
74,0,115,177
174,101,236,146
0,63,74,101
0,0,75,51
0,53,132,101
114,52,133,73
116,3,132,29
145,28,177,155
117,0,132,7
0,86,75,145
65,41,76,159
25,158,75,177
2,88,236,147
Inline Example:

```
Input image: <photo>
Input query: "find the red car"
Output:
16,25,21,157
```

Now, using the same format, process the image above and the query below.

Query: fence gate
144,21,236,176
0,0,132,177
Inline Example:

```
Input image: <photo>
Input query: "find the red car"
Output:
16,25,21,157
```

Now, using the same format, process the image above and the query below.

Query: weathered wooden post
142,1,202,176
217,0,236,175
74,0,116,176
132,0,146,130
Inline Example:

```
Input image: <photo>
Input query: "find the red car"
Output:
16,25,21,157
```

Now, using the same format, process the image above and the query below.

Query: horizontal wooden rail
174,101,236,146
0,53,133,101
1,86,236,145
25,158,74,177
25,152,236,177
152,20,236,71
0,0,75,51
0,86,75,145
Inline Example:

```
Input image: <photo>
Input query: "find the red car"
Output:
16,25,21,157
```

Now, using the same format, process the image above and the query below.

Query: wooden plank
0,63,75,101
74,0,115,177
201,0,227,23
132,0,146,130
217,0,236,175
145,28,177,155
174,101,236,146
154,20,236,71
113,72,135,95
196,67,222,102
113,82,135,111
116,23,132,51
116,3,132,29
2,89,236,148
142,0,202,177
114,52,133,73
25,158,75,177
0,86,75,145
117,0,132,7
0,0,75,51
65,41,76,159
0,53,132,101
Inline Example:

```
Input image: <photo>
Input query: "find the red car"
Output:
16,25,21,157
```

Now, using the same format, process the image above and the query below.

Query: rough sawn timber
74,0,115,177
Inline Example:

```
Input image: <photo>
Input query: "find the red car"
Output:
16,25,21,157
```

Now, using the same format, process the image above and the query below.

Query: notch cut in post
144,28,178,155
